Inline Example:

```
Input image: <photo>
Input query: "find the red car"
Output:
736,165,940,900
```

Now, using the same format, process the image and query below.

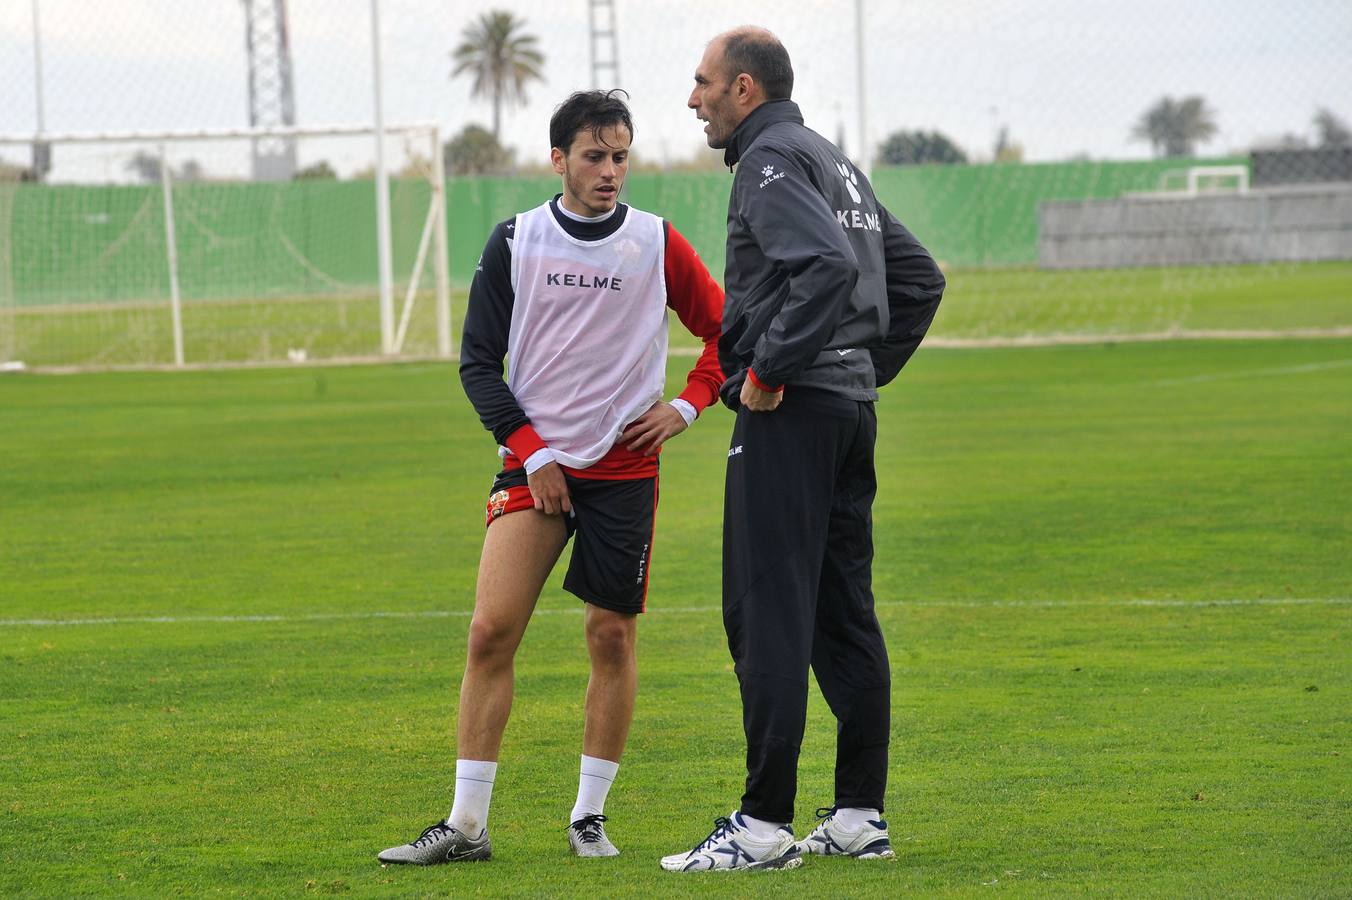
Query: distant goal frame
0,122,451,369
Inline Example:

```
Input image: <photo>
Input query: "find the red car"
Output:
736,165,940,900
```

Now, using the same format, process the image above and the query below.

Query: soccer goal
1150,164,1251,197
0,124,450,370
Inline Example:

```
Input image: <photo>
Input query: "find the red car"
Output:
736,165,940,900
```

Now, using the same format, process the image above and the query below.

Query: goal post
0,123,450,370
1129,164,1252,198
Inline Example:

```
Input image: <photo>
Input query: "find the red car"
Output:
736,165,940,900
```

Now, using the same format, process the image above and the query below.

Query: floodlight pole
370,0,395,355
855,0,871,178
31,0,50,179
30,0,45,131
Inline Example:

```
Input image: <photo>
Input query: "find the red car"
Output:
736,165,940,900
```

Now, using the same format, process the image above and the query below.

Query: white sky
1,0,1349,179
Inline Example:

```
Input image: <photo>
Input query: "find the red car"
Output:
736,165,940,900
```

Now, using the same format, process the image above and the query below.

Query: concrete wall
1039,184,1352,269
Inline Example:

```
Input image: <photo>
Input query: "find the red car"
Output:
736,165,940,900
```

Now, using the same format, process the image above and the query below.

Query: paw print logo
762,165,775,177
836,161,862,205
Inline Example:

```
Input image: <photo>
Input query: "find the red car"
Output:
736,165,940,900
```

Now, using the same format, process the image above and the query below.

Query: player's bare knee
585,612,635,667
465,614,519,668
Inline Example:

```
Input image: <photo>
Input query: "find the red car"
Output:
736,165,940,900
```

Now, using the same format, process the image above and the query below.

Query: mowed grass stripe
5,594,1352,629
3,339,1349,621
3,596,1347,896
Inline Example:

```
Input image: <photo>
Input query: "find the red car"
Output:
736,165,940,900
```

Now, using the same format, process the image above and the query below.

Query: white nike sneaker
795,807,896,859
568,814,619,857
660,812,803,872
377,820,491,865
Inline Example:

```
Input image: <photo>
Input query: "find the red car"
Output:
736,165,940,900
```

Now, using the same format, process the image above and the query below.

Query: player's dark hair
549,89,634,152
722,30,794,101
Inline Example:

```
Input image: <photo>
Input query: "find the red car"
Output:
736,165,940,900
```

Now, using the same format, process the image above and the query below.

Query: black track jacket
719,100,946,408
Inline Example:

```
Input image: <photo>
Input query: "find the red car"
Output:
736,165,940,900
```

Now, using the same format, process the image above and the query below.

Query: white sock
738,811,788,840
833,807,880,829
447,759,497,836
570,754,620,823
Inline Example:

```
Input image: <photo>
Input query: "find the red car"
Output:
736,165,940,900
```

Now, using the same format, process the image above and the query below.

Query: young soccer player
378,89,724,864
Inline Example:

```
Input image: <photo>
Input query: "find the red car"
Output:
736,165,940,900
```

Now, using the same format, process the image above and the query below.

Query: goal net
0,125,449,369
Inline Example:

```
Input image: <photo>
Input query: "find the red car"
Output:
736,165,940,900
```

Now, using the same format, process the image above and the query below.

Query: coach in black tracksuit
692,29,945,831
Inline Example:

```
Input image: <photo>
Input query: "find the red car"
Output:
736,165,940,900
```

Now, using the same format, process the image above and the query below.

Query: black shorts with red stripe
485,467,659,615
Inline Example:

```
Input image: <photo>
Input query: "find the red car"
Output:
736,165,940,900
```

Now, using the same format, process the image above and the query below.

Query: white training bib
506,203,669,468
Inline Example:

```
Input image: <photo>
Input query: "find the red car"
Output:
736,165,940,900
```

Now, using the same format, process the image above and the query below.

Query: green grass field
2,273,1351,896
6,261,1351,368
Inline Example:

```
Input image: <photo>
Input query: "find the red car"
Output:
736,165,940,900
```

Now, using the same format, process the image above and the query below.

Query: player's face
689,41,740,149
553,125,631,218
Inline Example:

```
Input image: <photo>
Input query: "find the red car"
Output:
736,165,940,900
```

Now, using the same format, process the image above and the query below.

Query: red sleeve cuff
747,368,783,394
676,384,714,413
503,424,547,459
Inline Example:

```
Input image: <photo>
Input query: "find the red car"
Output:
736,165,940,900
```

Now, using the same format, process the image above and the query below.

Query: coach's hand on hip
528,461,572,515
740,378,783,413
622,402,688,456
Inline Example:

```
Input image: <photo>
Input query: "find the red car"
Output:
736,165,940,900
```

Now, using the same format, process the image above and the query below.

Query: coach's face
553,125,630,218
689,39,743,149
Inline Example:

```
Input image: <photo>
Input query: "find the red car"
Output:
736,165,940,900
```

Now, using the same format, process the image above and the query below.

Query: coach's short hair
722,30,794,101
549,89,634,152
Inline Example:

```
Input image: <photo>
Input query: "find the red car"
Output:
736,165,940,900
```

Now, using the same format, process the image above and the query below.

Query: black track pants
723,387,891,824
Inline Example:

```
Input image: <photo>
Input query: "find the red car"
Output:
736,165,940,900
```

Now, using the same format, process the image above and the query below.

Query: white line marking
665,328,1352,357
921,327,1352,349
3,597,1348,628
18,330,1352,375
1147,358,1352,386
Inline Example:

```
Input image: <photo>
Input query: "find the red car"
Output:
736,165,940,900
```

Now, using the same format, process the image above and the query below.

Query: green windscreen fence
1,179,431,307
871,156,1246,268
446,157,1249,280
0,156,1256,367
0,175,441,366
442,159,1246,281
2,156,1246,309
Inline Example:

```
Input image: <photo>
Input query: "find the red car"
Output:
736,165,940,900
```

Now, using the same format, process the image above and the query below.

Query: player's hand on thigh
622,402,689,455
527,461,572,515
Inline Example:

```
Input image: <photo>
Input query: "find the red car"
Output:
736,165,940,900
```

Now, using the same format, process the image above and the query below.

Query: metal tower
242,0,297,180
588,0,621,89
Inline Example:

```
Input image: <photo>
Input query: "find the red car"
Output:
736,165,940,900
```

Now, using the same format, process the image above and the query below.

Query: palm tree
1131,96,1218,158
451,10,545,144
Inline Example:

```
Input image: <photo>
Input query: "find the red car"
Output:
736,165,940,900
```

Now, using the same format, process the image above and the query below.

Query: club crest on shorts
487,489,511,523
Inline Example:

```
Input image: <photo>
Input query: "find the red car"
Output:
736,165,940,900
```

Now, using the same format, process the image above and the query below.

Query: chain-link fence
1,1,1349,368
